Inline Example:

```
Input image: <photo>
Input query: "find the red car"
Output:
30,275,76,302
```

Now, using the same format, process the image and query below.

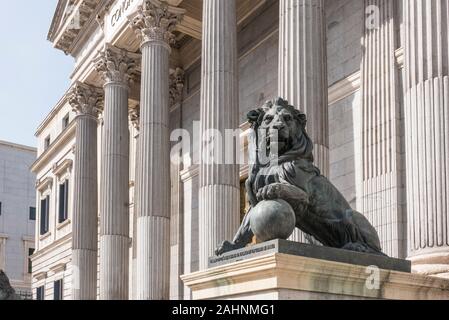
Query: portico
31,0,449,301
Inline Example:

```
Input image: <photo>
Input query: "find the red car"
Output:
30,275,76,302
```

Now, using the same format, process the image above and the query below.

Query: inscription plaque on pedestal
209,239,411,273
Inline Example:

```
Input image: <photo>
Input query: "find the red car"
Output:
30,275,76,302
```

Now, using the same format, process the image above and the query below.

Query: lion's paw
342,242,370,253
256,183,285,201
215,241,237,256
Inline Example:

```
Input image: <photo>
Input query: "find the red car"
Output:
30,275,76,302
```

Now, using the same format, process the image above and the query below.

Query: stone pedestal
182,241,449,300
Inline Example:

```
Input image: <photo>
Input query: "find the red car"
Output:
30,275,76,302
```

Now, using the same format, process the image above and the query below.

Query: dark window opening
28,248,35,274
36,286,44,300
44,136,51,150
29,207,36,221
54,280,63,300
58,180,69,224
62,114,69,130
40,196,50,235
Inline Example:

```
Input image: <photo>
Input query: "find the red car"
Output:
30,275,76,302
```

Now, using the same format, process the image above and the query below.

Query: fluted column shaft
278,0,329,176
356,0,406,258
95,45,138,300
198,0,240,270
279,0,329,243
69,83,102,300
404,0,449,273
129,107,140,300
129,1,184,299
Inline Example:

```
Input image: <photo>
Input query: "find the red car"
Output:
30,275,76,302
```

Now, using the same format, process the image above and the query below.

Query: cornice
328,47,404,105
328,70,361,105
31,234,72,263
50,0,100,55
35,177,54,192
35,91,70,137
47,0,70,41
31,121,76,174
49,262,67,274
33,271,48,281
52,159,74,177
0,140,36,153
70,0,112,57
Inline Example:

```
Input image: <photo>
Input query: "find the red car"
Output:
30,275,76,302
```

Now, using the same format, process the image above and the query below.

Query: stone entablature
48,0,103,55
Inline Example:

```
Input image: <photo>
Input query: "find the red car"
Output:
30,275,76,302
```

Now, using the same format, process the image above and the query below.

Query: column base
99,235,129,300
182,241,449,300
410,251,449,279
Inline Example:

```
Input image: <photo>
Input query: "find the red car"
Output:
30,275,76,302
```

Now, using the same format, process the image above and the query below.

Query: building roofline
35,90,71,137
0,140,37,153
47,0,67,42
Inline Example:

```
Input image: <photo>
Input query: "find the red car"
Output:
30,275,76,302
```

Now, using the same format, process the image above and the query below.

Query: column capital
68,81,103,118
169,67,185,106
94,44,140,87
129,0,184,48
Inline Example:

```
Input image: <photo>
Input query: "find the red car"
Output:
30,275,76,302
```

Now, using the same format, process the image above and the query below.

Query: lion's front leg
215,208,255,256
256,183,309,211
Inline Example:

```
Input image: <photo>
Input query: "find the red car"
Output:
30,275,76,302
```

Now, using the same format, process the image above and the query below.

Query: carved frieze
169,67,185,106
129,104,140,130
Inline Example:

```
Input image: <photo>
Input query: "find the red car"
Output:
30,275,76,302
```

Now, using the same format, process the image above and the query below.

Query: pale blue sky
0,0,74,147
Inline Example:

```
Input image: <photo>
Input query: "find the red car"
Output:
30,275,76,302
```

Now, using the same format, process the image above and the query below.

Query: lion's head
247,97,314,163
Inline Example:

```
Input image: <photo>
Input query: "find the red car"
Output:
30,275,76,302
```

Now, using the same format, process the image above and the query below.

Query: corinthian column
94,45,139,299
355,0,406,259
403,0,449,278
278,0,329,176
129,0,184,299
128,105,140,300
198,0,240,270
278,0,329,243
69,82,103,300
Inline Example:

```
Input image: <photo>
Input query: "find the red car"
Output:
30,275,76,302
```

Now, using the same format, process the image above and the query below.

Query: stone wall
0,142,36,294
328,93,359,208
326,0,364,85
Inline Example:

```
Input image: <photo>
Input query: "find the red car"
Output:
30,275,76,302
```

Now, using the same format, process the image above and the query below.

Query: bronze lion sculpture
216,97,385,256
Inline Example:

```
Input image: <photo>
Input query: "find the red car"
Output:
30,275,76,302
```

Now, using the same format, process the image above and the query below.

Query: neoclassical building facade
30,0,449,300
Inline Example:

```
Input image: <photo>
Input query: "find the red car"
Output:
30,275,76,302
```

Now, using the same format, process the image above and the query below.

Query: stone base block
182,248,449,300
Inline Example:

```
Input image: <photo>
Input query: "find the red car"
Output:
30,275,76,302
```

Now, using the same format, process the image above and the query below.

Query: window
62,114,69,130
54,280,63,300
36,286,44,300
28,248,35,274
0,201,2,216
44,136,51,150
29,207,36,221
58,180,69,223
40,196,50,235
